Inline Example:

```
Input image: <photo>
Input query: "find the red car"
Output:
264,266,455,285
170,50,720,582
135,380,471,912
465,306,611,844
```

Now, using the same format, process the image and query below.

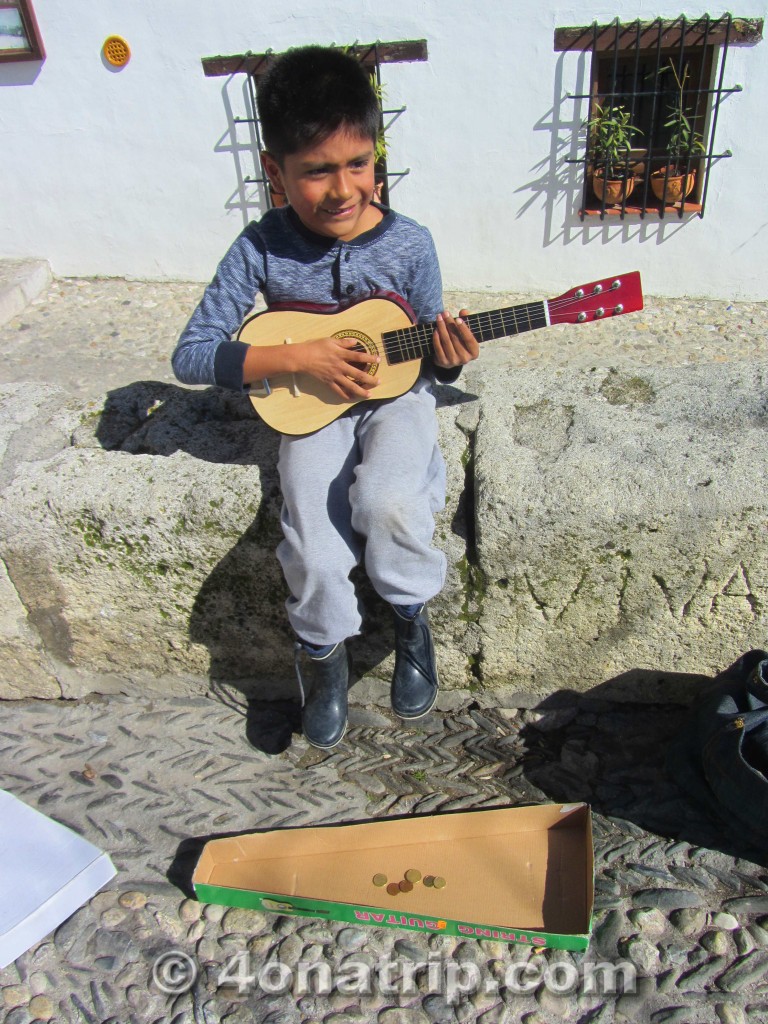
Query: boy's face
261,128,380,242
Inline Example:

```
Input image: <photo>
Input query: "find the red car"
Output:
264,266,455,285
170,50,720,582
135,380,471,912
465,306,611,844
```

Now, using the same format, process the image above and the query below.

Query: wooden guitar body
238,297,418,436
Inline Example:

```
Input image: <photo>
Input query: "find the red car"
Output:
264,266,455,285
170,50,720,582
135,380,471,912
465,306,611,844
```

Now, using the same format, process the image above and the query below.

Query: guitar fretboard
381,301,548,365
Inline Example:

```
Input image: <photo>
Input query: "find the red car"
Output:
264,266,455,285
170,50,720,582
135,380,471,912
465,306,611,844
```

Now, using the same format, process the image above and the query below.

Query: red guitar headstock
547,272,643,326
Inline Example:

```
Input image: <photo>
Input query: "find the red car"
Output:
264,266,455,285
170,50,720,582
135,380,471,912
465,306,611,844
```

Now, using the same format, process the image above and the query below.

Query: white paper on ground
0,789,117,969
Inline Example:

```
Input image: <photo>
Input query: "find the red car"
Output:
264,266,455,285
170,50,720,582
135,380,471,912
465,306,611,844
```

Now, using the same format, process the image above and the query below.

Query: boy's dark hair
256,45,380,162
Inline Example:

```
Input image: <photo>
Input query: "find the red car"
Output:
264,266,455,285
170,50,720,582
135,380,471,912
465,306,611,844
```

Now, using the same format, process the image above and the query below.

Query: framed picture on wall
0,0,45,63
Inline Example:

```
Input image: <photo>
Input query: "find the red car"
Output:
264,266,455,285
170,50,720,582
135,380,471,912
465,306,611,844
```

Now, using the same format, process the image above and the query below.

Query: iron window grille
556,14,762,219
201,41,428,210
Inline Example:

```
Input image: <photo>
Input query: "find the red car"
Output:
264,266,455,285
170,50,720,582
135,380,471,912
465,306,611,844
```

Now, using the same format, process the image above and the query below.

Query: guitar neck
379,272,643,366
464,302,549,342
383,301,548,365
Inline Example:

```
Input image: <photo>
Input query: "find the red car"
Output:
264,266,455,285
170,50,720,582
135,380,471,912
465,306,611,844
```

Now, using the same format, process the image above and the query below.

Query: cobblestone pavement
1,694,768,1024
1,275,768,1023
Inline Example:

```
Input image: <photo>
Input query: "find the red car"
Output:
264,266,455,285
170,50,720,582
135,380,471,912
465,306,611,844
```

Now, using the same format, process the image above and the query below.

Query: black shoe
391,605,439,719
296,642,349,749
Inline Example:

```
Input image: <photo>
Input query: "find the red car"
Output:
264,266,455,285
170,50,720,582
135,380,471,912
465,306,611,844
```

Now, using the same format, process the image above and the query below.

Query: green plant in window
584,102,642,205
585,102,642,180
659,61,706,172
369,73,388,199
369,74,387,163
651,60,706,203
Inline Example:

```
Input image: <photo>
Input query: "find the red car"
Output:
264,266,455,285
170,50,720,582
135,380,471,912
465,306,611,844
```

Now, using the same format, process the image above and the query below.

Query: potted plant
369,73,388,202
651,61,706,204
585,102,642,205
372,129,388,201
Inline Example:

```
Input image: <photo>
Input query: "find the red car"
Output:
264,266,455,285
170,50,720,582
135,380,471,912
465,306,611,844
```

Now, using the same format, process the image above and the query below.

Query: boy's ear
260,151,286,194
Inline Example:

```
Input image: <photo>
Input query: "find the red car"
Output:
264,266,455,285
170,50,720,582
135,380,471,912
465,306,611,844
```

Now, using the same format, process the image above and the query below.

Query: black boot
391,605,439,719
297,642,349,749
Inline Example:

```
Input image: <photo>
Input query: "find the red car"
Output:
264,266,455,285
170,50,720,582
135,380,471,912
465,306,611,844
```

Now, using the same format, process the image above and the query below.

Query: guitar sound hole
332,332,378,376
352,341,378,378
333,329,376,355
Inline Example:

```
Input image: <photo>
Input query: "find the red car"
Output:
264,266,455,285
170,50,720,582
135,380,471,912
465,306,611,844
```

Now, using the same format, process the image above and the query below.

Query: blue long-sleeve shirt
172,204,459,391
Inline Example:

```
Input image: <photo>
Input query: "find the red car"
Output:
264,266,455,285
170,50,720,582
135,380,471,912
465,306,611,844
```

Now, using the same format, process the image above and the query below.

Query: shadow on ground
518,669,767,867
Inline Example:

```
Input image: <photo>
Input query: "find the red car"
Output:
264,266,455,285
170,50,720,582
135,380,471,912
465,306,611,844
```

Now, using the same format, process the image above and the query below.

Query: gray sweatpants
276,383,447,646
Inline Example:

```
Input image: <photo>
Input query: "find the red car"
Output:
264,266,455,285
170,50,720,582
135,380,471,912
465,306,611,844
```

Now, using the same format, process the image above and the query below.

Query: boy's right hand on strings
302,336,380,400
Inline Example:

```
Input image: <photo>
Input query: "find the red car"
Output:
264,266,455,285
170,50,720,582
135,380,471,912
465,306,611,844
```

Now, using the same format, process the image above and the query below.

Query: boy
172,45,479,749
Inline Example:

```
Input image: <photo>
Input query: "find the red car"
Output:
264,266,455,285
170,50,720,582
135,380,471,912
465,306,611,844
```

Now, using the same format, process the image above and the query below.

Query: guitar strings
382,304,545,350
381,301,547,362
379,290,620,363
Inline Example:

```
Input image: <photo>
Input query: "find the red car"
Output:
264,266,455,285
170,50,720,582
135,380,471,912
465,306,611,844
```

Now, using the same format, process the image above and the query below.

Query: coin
404,868,421,883
398,880,414,893
372,873,388,887
433,876,447,889
386,883,400,896
423,875,435,887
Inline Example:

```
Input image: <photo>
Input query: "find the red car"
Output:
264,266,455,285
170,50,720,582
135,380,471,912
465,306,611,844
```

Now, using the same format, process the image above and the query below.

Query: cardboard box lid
0,790,117,969
194,803,593,934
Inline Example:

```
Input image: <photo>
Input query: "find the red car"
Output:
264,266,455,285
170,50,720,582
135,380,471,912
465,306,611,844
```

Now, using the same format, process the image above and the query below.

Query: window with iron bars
556,14,762,219
200,41,427,210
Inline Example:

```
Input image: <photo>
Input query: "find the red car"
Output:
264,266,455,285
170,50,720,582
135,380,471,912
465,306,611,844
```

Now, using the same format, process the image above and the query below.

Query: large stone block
0,557,60,698
0,382,473,699
0,383,76,698
1,361,765,703
469,361,768,698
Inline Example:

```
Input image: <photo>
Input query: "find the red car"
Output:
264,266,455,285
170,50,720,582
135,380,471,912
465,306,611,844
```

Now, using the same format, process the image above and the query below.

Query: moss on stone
456,554,487,624
599,370,656,406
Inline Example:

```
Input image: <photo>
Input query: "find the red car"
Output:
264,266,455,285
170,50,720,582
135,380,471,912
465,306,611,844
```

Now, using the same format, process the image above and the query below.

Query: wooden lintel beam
201,39,428,78
554,17,763,52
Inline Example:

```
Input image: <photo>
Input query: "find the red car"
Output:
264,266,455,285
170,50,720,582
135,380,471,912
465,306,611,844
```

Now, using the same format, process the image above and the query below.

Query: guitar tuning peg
615,304,624,314
577,312,587,322
610,279,621,290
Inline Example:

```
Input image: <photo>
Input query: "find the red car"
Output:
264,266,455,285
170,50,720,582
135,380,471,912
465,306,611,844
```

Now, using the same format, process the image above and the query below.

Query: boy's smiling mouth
320,204,357,217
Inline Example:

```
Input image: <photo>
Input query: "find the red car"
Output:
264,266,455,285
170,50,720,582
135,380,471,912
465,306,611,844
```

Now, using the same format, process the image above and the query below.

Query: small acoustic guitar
238,271,643,436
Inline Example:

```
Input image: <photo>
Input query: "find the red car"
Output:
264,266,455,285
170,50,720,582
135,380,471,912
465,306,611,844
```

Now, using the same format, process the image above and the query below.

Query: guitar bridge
285,337,301,396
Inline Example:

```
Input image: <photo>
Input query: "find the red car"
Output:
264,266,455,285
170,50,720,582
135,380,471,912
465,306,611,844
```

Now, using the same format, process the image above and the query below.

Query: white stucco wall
1,1,767,298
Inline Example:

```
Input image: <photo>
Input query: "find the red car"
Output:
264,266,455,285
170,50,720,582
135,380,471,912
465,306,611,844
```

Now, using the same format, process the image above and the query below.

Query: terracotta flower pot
592,170,635,206
650,168,696,204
